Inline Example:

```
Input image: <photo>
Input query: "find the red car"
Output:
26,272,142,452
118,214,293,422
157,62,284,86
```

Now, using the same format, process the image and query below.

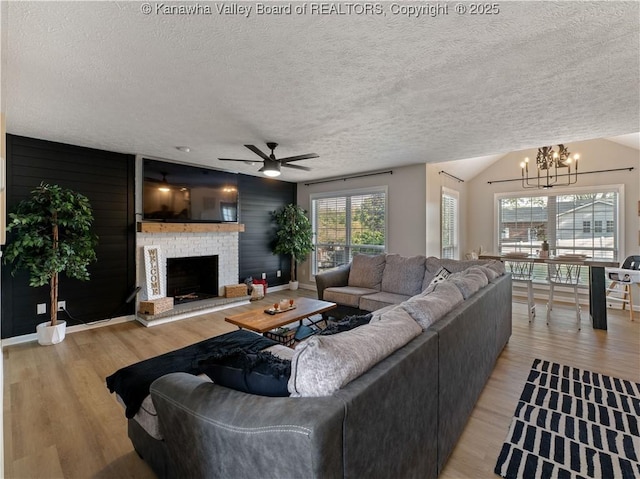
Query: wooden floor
3,290,639,479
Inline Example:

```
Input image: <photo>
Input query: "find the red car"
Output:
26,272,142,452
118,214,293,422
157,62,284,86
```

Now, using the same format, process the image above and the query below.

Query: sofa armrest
150,373,345,479
315,264,351,300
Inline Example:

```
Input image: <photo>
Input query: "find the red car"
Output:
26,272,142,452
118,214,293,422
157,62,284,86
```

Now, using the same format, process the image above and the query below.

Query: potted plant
3,183,98,345
272,204,314,290
535,226,549,258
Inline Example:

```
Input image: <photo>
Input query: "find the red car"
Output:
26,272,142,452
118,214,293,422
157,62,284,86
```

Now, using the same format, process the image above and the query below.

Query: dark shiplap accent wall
2,135,136,338
238,175,296,287
2,135,297,339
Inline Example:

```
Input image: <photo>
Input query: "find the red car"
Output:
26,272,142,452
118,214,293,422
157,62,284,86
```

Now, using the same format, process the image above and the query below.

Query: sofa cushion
348,254,386,290
288,309,422,397
359,291,412,312
402,281,464,329
425,257,492,275
448,267,488,299
381,254,426,296
323,286,379,308
200,350,291,397
485,259,506,276
477,265,499,282
320,313,373,335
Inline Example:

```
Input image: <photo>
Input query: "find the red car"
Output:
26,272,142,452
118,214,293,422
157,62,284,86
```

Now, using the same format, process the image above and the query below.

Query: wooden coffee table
225,297,337,333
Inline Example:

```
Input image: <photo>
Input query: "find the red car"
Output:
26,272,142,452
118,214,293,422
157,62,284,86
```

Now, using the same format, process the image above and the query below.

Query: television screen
143,159,239,223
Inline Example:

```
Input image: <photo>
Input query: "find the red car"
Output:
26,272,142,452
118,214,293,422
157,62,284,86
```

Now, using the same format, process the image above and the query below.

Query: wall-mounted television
143,158,239,223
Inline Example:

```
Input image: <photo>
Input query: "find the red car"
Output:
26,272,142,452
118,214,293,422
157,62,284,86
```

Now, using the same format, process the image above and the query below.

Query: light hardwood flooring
3,290,639,479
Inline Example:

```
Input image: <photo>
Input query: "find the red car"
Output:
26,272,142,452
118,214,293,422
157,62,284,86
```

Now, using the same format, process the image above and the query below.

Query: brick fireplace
136,231,239,302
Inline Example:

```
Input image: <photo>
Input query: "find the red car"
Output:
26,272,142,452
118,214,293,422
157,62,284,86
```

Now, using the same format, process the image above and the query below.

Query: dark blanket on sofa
106,330,277,418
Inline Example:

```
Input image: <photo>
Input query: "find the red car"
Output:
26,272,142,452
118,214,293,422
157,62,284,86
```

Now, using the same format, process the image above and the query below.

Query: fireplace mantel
137,222,245,233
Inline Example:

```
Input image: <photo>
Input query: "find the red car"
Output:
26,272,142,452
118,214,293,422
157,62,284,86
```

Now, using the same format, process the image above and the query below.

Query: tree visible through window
311,188,386,274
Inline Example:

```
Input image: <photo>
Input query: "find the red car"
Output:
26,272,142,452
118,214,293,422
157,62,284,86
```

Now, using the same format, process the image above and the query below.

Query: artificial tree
272,204,314,286
3,183,98,328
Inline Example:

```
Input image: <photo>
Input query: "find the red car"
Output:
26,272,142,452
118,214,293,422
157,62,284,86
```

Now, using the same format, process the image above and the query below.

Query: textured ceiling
5,1,640,182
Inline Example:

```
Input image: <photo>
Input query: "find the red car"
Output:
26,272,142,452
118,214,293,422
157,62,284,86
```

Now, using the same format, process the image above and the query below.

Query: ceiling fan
218,142,319,177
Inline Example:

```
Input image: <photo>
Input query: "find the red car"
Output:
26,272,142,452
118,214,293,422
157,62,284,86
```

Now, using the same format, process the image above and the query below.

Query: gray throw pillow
348,254,386,290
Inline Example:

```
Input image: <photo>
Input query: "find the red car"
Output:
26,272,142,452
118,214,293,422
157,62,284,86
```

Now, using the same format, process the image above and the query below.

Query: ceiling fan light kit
262,158,281,177
219,142,318,177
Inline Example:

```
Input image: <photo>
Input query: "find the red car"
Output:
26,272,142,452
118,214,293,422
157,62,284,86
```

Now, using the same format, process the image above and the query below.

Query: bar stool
505,259,536,322
546,260,582,329
606,255,640,321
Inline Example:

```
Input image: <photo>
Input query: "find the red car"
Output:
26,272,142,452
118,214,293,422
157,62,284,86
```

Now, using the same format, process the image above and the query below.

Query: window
594,220,603,233
497,188,620,261
441,187,459,259
311,187,386,275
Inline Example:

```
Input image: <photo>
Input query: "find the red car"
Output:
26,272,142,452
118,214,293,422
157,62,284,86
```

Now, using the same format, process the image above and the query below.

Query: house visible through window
441,187,459,259
311,187,387,275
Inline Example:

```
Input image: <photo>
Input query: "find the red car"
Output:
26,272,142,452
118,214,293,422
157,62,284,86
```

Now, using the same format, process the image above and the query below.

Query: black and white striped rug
495,359,640,479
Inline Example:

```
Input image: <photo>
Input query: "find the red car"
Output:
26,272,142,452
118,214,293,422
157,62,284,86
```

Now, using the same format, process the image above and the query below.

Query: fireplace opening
166,255,219,304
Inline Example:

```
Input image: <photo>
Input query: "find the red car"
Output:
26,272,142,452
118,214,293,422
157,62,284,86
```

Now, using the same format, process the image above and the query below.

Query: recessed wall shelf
137,222,245,233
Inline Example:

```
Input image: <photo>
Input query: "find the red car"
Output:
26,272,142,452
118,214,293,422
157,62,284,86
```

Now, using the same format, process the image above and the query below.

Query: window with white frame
441,187,459,259
311,187,387,275
497,187,621,260
497,187,622,283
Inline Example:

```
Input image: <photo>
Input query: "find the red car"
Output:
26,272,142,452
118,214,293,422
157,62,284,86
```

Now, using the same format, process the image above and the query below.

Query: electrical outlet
37,303,46,315
57,301,66,311
276,270,281,277
261,273,266,279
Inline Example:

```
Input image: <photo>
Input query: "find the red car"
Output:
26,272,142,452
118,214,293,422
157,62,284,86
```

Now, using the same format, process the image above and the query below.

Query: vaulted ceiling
5,1,639,182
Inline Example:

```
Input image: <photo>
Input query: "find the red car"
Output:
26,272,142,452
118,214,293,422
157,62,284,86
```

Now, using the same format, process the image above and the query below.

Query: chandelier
520,144,579,189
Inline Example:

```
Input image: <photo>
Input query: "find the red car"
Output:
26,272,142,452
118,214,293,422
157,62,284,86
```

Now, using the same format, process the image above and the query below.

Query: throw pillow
319,313,373,335
348,254,386,290
200,350,291,397
428,266,451,287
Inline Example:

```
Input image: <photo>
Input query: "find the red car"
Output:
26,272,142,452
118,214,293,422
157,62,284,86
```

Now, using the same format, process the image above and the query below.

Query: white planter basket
289,281,299,291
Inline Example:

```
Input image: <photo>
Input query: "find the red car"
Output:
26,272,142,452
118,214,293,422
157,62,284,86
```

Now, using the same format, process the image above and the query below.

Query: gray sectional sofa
316,253,499,318
128,254,512,478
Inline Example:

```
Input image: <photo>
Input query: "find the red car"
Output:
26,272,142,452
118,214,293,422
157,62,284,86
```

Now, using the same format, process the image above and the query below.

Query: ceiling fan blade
282,163,311,171
279,153,319,163
218,158,262,163
244,144,271,161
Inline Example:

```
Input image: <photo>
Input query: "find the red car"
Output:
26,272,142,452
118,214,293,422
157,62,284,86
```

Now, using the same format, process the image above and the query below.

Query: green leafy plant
3,183,98,326
272,204,314,282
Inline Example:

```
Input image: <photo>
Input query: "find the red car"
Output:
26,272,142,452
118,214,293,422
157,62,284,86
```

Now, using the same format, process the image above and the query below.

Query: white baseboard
1,314,135,347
